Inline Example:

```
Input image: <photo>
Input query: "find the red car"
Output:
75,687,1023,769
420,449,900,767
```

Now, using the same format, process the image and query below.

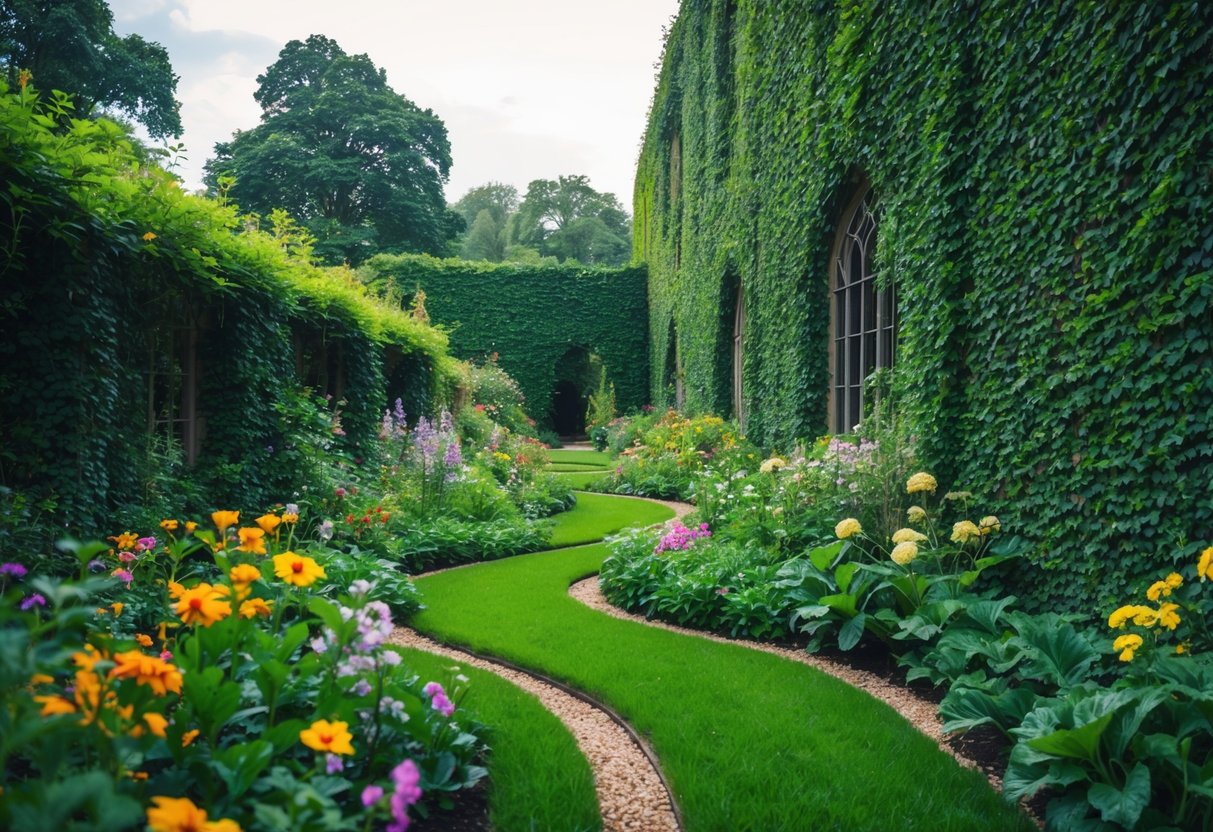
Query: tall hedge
636,0,1213,608
360,255,649,429
0,83,456,530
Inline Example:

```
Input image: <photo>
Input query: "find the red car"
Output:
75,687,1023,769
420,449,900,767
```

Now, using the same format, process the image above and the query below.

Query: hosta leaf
940,686,1038,736
1029,712,1114,762
808,541,844,572
1087,762,1150,829
1004,741,1089,800
838,612,866,651
1014,617,1098,688
963,596,1018,635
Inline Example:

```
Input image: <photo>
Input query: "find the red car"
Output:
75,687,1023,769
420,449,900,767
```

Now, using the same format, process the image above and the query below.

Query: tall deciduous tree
451,182,518,262
205,35,460,266
515,175,630,266
0,0,181,138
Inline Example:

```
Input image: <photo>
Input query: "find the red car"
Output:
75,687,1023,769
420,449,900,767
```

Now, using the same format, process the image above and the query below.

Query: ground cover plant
410,493,1033,832
0,512,488,832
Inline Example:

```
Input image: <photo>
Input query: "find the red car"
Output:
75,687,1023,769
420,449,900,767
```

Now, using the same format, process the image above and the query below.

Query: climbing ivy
0,81,457,531
636,0,1213,609
360,255,649,429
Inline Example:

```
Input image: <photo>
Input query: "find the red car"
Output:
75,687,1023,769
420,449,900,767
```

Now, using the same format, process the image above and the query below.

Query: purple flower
422,681,445,698
325,753,344,774
352,679,373,697
388,758,423,831
19,593,46,611
112,568,133,586
285,503,299,516
318,519,334,542
0,562,27,579
361,784,384,807
432,693,455,717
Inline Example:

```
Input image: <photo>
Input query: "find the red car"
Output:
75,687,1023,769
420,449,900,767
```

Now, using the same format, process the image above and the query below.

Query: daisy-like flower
239,598,273,619
211,511,240,536
254,514,282,535
146,796,242,832
109,650,184,695
174,584,232,627
299,719,354,755
236,527,266,555
273,552,326,587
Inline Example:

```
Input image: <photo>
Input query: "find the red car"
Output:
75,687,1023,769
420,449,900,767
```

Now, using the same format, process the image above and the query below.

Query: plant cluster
0,510,488,832
636,0,1213,609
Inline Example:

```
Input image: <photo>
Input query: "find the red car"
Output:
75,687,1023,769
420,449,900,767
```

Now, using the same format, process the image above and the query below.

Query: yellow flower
254,514,281,535
1110,604,1158,628
236,527,266,554
1156,602,1180,630
175,584,232,628
142,712,168,738
211,511,240,535
181,728,200,747
229,563,262,585
281,513,299,525
160,519,179,532
300,719,355,755
146,796,242,832
1165,572,1183,590
29,673,54,687
891,528,928,544
111,602,124,616
239,598,273,619
834,518,862,540
109,531,138,550
944,491,973,501
891,541,919,566
273,552,326,587
906,505,927,524
168,581,186,599
951,520,981,544
142,231,157,242
905,472,937,495
1198,547,1213,581
185,521,198,534
109,650,184,696
1176,643,1188,655
1146,579,1174,602
35,694,77,717
1113,633,1143,662
978,516,1001,534
759,457,787,474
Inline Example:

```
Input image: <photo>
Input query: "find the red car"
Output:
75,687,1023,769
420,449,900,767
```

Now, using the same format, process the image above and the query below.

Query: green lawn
413,496,1032,832
547,491,673,548
399,649,600,832
553,470,608,490
547,449,613,468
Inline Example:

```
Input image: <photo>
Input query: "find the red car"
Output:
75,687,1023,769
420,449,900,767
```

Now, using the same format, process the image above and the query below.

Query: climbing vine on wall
359,255,649,429
636,0,1213,609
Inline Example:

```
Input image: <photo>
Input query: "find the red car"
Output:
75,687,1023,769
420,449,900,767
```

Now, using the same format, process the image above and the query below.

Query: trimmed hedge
360,254,649,429
0,83,457,530
635,1,1213,608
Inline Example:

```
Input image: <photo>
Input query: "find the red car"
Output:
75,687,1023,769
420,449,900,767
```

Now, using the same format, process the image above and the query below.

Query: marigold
905,472,937,495
254,514,281,535
211,511,240,535
300,719,354,755
978,516,1001,534
273,552,326,587
1198,547,1213,582
109,650,183,696
160,519,179,532
890,541,919,566
239,598,273,619
175,584,232,627
1156,602,1181,630
891,528,928,544
236,527,266,555
951,520,981,544
146,796,242,832
1113,633,1143,662
834,518,862,540
906,505,927,524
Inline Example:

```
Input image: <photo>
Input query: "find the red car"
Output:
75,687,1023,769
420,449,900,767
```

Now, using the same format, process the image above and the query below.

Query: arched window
830,187,895,433
732,286,745,427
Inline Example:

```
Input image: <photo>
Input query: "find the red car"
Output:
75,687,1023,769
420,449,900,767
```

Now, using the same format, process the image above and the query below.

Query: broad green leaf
214,739,274,798
835,561,859,593
808,541,844,572
1087,762,1150,829
940,686,1038,736
1029,713,1114,762
838,612,866,651
819,593,858,618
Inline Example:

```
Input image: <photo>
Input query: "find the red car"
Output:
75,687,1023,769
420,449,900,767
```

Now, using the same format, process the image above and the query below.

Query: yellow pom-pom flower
906,505,926,524
891,528,928,544
759,457,787,474
978,516,1001,534
834,518,862,540
890,542,919,566
905,472,937,495
951,520,981,544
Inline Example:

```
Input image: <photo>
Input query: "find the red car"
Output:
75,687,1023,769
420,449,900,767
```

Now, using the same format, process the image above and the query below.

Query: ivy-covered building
635,1,1212,605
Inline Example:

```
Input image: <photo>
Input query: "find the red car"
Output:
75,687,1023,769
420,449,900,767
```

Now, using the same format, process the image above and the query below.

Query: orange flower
136,633,154,647
239,598,273,619
254,514,281,535
229,563,262,585
174,584,232,627
273,552,326,587
299,719,354,755
160,519,179,532
236,527,266,554
281,513,299,524
168,581,186,599
35,694,77,717
146,796,242,832
111,602,124,616
181,728,200,747
211,511,240,535
109,531,138,550
109,650,183,696
185,521,198,534
142,712,169,738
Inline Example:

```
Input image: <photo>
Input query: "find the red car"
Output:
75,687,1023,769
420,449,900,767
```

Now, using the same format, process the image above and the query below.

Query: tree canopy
451,182,518,262
0,0,181,138
205,34,460,266
514,175,630,266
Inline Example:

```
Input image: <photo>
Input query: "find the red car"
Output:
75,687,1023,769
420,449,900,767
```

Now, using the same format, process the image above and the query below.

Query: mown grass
399,648,600,832
546,492,673,548
553,471,608,490
414,499,1033,832
548,462,609,472
547,449,613,468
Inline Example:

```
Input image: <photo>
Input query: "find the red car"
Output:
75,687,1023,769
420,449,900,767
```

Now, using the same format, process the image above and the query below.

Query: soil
412,780,491,832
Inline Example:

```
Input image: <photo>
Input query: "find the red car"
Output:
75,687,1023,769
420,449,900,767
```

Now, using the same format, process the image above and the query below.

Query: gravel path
389,628,680,832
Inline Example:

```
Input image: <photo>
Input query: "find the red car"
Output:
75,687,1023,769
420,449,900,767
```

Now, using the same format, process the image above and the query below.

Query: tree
451,181,518,228
0,0,181,138
205,35,460,266
514,175,631,266
462,209,507,262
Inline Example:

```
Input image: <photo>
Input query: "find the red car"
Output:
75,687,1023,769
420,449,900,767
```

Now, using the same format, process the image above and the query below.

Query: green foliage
0,81,454,536
637,0,1213,609
205,34,460,266
514,175,631,266
0,0,181,138
359,254,649,430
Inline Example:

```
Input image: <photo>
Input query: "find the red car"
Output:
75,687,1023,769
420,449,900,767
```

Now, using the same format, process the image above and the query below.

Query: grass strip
548,462,610,472
547,492,673,548
547,449,613,468
414,499,1032,832
553,471,609,490
398,648,600,832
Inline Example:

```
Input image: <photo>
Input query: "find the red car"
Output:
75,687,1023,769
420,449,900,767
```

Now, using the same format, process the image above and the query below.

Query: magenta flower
432,693,455,717
19,593,46,611
422,681,444,698
0,562,27,578
112,568,133,586
118,551,137,563
135,536,156,551
387,759,423,832
361,785,384,807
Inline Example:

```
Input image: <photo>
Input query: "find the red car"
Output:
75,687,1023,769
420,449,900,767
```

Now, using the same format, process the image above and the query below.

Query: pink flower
136,536,156,551
118,551,137,563
361,785,384,807
112,568,133,585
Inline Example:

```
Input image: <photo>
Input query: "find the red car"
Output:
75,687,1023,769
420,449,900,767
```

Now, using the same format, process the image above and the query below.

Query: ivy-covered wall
636,1,1213,608
0,83,457,531
360,255,650,430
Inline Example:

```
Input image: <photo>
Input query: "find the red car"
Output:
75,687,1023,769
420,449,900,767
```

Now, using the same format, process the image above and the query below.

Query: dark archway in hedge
360,256,649,431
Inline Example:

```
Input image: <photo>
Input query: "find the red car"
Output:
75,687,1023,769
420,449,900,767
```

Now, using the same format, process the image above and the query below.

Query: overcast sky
108,0,681,210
